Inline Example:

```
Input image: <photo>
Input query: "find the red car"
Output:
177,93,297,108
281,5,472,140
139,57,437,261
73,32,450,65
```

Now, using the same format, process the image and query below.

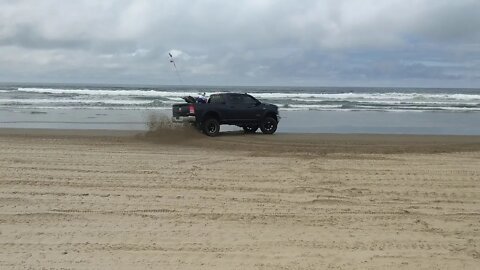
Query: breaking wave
0,86,477,112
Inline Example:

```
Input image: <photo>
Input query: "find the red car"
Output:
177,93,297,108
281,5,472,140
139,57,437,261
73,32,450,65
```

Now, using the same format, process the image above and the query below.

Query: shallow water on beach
2,107,480,135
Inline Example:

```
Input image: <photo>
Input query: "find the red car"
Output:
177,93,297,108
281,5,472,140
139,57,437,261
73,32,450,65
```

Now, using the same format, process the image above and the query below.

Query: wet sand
1,128,479,269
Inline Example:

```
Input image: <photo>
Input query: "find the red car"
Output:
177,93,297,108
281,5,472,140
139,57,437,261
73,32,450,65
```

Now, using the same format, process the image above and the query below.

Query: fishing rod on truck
169,52,183,84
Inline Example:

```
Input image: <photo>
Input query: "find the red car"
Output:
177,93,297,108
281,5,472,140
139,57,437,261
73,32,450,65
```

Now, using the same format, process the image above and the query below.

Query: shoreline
2,127,480,155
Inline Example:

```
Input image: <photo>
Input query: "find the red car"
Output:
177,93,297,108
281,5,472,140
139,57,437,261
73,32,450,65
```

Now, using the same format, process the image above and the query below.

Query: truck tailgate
172,103,194,117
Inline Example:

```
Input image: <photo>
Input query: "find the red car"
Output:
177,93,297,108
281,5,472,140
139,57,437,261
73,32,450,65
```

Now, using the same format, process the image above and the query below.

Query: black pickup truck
172,93,280,136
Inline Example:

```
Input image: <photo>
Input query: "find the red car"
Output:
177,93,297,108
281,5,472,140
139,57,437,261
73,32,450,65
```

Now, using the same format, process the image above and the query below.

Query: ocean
1,83,480,135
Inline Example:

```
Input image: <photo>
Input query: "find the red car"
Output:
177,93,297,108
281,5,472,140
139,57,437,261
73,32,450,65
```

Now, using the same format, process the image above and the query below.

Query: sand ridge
0,130,479,269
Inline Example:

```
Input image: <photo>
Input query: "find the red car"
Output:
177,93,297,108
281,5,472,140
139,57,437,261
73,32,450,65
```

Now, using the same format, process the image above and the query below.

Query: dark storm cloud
0,0,479,87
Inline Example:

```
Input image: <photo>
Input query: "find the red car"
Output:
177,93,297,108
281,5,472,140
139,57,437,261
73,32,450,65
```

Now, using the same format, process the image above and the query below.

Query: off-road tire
202,118,220,136
260,117,277,134
243,125,259,133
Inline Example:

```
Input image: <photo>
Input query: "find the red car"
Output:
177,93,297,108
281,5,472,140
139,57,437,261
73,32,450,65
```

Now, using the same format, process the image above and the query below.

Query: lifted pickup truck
172,93,280,136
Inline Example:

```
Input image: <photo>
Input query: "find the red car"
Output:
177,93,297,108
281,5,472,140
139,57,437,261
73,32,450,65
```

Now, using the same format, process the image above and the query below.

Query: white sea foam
17,87,199,98
0,98,152,105
255,92,480,101
0,97,181,110
8,87,480,112
17,87,480,101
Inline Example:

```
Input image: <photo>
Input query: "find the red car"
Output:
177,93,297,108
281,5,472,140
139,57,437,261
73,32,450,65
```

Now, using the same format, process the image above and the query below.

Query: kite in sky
168,52,183,84
169,52,177,69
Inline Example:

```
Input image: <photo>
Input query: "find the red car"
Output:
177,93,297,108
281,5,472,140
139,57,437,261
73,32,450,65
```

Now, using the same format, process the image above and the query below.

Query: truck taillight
189,104,195,114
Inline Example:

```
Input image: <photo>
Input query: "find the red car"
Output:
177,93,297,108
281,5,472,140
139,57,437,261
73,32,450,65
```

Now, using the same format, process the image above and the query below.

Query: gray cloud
0,0,479,87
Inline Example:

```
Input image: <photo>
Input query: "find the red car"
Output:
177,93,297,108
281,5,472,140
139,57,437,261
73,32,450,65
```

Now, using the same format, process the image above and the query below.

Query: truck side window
209,95,225,104
228,94,243,104
242,95,258,105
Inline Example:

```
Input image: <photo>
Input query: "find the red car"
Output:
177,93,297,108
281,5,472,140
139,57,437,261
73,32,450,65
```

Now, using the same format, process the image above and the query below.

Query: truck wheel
260,117,277,134
243,125,258,133
202,118,220,136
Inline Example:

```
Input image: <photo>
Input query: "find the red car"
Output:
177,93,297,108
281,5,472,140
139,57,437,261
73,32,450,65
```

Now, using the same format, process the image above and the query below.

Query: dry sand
0,128,479,269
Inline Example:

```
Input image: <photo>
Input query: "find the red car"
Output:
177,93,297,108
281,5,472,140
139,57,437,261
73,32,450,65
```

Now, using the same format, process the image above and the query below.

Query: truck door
226,94,261,121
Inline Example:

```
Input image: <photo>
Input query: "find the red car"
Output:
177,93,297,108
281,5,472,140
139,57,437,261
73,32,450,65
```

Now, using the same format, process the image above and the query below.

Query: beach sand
0,128,479,269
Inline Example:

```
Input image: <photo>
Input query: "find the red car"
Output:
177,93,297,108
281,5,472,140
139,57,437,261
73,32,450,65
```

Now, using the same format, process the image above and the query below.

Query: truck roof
211,92,250,96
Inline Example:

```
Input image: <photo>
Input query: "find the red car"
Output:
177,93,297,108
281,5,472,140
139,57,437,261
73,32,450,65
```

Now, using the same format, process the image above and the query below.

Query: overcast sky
0,0,479,87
